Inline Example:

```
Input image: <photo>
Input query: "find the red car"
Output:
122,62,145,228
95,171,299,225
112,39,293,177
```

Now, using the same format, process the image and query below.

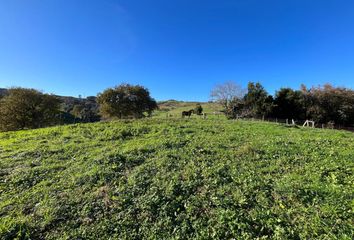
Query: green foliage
302,84,354,124
220,82,354,126
71,103,100,123
0,88,61,131
243,82,274,117
273,88,306,119
225,98,245,119
97,84,158,119
0,119,353,239
223,82,273,119
58,96,100,124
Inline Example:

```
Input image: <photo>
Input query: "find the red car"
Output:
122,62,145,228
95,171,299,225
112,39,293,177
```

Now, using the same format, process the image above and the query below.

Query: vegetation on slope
0,119,353,239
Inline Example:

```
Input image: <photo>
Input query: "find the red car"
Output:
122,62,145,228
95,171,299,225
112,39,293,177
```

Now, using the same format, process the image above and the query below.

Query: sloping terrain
0,119,353,239
155,100,223,118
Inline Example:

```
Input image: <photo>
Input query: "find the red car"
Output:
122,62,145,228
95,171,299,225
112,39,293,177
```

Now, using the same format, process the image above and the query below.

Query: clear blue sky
1,0,354,101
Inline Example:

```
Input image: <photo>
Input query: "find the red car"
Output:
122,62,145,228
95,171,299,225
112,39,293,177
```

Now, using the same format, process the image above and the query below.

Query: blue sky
1,0,354,101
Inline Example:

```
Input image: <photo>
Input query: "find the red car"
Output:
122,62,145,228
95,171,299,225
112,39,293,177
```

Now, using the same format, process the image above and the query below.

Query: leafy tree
273,88,306,119
0,88,61,131
97,84,158,119
244,82,274,117
302,84,354,124
194,104,203,115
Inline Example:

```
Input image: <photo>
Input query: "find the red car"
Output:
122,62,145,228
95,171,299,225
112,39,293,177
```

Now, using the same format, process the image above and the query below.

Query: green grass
154,100,224,119
0,119,353,239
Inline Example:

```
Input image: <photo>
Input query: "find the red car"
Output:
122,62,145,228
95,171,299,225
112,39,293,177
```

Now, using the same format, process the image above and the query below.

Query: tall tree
244,82,274,117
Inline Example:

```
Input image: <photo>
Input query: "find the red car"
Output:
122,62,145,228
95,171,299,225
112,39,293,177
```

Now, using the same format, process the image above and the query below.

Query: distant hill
156,99,223,117
158,100,203,110
0,88,99,123
0,88,96,107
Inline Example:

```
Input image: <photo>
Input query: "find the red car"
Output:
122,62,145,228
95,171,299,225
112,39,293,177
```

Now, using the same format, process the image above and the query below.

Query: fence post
303,120,308,127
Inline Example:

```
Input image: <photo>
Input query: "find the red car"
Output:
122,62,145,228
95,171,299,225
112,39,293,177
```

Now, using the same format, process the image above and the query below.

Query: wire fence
163,112,354,132
237,116,354,132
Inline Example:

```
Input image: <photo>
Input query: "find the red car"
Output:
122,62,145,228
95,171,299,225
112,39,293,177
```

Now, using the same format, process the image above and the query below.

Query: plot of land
0,119,353,239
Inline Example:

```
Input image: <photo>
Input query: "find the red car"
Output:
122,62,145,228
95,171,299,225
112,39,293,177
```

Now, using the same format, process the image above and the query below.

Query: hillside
155,100,223,118
0,119,353,239
0,90,217,120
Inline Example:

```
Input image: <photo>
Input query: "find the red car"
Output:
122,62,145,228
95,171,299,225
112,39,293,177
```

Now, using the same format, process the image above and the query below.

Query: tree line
211,81,354,125
0,84,157,131
1,81,353,131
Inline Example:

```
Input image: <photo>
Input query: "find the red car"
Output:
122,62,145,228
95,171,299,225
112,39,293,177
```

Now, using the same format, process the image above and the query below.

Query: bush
71,103,100,123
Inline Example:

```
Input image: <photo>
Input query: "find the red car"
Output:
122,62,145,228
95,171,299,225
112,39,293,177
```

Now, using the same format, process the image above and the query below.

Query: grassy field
0,118,353,239
154,100,224,119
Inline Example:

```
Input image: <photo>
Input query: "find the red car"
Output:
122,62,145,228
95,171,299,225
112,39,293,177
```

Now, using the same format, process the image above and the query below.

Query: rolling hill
155,100,224,118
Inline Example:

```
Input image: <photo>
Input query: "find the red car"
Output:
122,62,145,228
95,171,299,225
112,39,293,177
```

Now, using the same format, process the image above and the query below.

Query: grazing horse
182,109,194,118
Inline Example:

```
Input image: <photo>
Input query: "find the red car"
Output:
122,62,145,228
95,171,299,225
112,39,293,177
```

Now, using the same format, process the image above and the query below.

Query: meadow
153,101,224,119
0,118,353,239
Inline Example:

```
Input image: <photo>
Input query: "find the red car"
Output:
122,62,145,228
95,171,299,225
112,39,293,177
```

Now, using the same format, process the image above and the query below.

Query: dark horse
182,109,194,118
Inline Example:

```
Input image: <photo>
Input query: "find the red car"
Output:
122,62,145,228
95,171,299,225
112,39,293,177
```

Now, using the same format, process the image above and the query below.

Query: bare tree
210,81,245,109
